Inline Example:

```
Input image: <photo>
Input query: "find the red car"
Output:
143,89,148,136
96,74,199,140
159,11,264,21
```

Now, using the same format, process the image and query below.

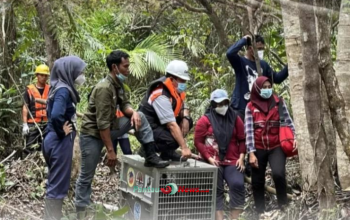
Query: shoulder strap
278,97,285,122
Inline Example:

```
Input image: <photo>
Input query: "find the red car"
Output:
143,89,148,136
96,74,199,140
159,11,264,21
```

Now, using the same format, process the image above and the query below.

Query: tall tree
0,0,17,88
335,0,350,190
281,0,316,188
299,0,335,212
315,0,338,186
34,0,60,69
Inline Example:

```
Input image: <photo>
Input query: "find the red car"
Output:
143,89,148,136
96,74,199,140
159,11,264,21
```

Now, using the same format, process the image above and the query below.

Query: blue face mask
177,83,187,93
260,88,273,99
117,73,127,83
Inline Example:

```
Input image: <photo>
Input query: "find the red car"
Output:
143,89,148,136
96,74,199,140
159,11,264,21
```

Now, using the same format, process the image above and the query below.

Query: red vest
247,95,280,150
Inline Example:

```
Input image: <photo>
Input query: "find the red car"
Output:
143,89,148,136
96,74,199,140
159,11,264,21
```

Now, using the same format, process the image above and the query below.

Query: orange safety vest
139,76,186,129
148,77,186,117
27,84,49,123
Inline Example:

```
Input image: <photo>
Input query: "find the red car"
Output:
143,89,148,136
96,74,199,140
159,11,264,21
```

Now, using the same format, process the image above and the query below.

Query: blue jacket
226,38,288,111
46,88,76,139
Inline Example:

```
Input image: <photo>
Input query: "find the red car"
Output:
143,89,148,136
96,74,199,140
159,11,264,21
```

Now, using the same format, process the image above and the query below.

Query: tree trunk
321,84,337,177
335,0,350,189
299,0,335,211
195,0,229,48
315,0,339,185
281,0,316,188
0,0,17,88
71,134,81,181
34,0,60,69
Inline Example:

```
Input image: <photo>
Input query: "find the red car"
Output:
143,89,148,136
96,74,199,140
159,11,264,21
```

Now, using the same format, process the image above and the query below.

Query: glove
22,123,29,136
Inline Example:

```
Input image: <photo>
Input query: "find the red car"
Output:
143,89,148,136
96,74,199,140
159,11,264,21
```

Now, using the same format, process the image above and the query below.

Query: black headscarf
49,56,87,104
205,105,237,161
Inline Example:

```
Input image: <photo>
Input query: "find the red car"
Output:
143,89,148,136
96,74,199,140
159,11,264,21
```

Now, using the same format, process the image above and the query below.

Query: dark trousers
216,165,245,210
153,126,178,152
113,138,132,154
43,131,76,199
251,147,287,213
25,123,46,153
153,122,193,153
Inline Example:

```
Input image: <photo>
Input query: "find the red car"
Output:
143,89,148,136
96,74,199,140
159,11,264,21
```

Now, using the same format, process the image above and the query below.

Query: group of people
21,34,296,220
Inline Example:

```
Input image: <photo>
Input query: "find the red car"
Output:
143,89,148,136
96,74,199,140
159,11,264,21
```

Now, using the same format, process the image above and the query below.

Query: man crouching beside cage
138,60,193,163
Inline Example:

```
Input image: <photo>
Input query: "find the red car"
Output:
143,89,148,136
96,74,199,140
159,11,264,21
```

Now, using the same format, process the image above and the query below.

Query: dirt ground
1,152,350,220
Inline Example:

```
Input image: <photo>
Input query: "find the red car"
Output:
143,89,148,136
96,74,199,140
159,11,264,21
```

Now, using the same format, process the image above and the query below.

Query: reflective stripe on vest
27,84,49,123
148,77,186,117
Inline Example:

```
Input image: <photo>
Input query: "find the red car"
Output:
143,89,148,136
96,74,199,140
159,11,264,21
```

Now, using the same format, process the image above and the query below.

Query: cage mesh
157,171,215,220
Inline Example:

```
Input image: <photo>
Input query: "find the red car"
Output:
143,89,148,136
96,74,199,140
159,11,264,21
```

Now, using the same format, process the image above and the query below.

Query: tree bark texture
321,84,337,177
71,134,81,181
0,0,17,88
316,0,350,189
35,0,60,69
195,0,229,48
335,0,350,189
299,0,335,210
281,0,316,188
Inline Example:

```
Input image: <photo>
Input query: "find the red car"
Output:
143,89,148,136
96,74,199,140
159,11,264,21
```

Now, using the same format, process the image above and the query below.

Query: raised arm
266,63,289,84
226,37,248,67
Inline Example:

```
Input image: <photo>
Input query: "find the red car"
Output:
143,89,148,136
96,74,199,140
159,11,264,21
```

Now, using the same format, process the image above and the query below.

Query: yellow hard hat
35,64,50,75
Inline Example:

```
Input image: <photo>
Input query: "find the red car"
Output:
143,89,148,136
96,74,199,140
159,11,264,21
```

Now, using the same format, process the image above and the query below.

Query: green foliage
0,84,21,151
0,164,15,192
121,35,181,79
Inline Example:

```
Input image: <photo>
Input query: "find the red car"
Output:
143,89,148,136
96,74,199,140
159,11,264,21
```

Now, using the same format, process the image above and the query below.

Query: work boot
143,142,170,168
43,198,63,220
161,150,187,162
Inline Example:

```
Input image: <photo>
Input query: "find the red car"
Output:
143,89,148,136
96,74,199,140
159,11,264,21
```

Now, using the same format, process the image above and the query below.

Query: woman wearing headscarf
194,89,246,220
245,76,296,215
43,56,86,220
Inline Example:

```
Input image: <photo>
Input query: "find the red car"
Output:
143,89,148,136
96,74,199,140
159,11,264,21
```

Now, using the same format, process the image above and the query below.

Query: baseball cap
210,89,230,103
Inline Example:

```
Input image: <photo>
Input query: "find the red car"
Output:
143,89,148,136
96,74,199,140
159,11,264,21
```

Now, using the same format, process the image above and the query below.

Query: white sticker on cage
144,175,153,198
134,201,141,220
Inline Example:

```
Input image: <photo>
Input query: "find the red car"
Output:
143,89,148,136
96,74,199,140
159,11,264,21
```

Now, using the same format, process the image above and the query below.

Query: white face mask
75,74,86,86
215,105,228,116
258,50,264,60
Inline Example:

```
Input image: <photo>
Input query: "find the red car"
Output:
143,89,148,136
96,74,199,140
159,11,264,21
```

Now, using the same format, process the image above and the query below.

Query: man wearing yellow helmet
22,64,50,155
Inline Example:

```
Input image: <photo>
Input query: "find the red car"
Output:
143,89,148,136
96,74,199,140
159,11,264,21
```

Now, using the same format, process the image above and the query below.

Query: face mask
260,88,273,99
74,74,85,86
117,73,127,83
215,105,228,116
115,65,128,83
258,50,264,60
177,83,187,93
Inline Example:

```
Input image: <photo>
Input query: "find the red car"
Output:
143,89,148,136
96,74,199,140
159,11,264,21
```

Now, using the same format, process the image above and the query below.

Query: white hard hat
165,60,190,81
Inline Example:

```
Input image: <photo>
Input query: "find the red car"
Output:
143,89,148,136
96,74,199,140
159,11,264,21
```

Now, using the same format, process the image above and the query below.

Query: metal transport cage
119,155,217,220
